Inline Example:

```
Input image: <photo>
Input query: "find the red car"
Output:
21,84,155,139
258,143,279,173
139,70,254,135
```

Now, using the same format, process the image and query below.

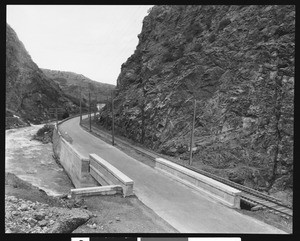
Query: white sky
6,5,153,85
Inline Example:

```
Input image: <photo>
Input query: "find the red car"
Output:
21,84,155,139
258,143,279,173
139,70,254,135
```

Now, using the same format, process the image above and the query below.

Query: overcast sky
7,5,153,86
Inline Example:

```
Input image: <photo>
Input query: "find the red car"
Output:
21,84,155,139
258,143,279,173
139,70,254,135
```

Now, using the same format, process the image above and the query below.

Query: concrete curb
71,185,123,197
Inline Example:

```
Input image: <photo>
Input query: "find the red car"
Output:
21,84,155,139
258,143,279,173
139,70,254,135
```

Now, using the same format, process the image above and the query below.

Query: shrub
36,124,54,137
33,124,54,144
62,112,69,119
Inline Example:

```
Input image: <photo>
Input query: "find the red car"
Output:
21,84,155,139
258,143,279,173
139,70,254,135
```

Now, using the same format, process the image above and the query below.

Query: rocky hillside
42,69,115,105
98,5,294,202
6,24,79,125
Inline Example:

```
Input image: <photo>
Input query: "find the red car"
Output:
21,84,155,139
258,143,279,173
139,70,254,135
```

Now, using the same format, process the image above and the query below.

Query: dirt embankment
5,172,92,233
5,171,177,233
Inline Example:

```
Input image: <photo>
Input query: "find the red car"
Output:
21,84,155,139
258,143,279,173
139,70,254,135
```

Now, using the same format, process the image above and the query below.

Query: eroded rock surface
6,24,80,125
98,5,294,203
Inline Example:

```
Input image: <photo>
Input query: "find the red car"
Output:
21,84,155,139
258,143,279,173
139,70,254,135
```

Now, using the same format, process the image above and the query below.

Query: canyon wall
98,5,294,202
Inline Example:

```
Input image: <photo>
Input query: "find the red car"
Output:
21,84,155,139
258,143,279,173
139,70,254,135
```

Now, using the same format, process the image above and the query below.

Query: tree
62,111,69,119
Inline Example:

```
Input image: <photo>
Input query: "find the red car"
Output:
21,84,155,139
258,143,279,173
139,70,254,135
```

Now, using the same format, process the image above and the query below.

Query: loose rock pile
5,195,92,233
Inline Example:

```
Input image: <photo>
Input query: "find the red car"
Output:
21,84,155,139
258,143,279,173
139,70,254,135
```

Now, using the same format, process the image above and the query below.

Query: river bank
5,124,177,233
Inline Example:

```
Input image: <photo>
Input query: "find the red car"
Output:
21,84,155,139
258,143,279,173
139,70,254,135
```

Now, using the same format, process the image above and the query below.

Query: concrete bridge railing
52,124,134,197
155,157,241,209
89,154,134,197
52,125,98,188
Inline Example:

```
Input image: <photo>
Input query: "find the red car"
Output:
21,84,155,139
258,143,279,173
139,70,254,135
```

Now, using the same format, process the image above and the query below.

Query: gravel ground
5,172,177,233
5,194,91,233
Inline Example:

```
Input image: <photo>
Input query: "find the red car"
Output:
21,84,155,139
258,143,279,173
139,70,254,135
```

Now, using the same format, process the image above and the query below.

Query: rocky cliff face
98,5,294,202
6,24,79,125
42,69,115,105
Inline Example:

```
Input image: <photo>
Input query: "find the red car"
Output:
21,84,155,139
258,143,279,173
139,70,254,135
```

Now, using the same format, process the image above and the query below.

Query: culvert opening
240,199,255,211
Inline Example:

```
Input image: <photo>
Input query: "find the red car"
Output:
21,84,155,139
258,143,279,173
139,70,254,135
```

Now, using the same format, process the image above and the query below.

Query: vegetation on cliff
42,69,115,106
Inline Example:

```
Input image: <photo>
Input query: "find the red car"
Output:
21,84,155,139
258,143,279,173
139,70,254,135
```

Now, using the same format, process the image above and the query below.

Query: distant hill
6,24,80,127
41,69,115,104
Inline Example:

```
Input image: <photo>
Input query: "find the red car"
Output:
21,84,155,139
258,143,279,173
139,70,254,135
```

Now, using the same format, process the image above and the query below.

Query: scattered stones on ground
251,205,264,211
5,195,91,233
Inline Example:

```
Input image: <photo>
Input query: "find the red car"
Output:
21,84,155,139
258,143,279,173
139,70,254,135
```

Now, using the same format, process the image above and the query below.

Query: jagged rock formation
6,24,79,125
98,5,294,202
42,69,115,106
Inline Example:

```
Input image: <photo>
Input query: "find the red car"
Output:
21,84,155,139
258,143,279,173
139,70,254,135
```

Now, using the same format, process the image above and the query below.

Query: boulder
48,208,92,233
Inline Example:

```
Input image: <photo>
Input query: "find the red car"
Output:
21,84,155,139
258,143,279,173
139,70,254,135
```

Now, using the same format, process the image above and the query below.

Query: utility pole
94,93,97,120
106,96,109,129
79,88,82,124
55,107,58,126
111,91,115,146
89,92,91,132
189,98,197,166
141,85,146,144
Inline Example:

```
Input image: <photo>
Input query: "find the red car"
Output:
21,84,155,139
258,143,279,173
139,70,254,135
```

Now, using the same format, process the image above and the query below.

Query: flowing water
5,124,74,196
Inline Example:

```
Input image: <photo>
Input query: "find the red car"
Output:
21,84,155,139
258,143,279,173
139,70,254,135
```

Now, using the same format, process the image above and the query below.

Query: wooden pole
94,93,97,120
79,89,82,124
141,85,145,144
89,92,91,132
106,96,109,128
55,107,58,126
189,98,196,166
111,91,115,146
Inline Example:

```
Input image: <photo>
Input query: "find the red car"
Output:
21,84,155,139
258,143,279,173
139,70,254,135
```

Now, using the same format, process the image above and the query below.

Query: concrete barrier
52,125,99,188
89,154,134,197
71,185,123,197
155,157,241,209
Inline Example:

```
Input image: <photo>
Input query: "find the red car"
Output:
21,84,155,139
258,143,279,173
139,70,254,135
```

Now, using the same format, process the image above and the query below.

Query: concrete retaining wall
52,125,98,188
89,154,134,197
155,157,241,208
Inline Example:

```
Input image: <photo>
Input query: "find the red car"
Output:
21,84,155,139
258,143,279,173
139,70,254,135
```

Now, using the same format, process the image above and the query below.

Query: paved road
60,116,286,233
